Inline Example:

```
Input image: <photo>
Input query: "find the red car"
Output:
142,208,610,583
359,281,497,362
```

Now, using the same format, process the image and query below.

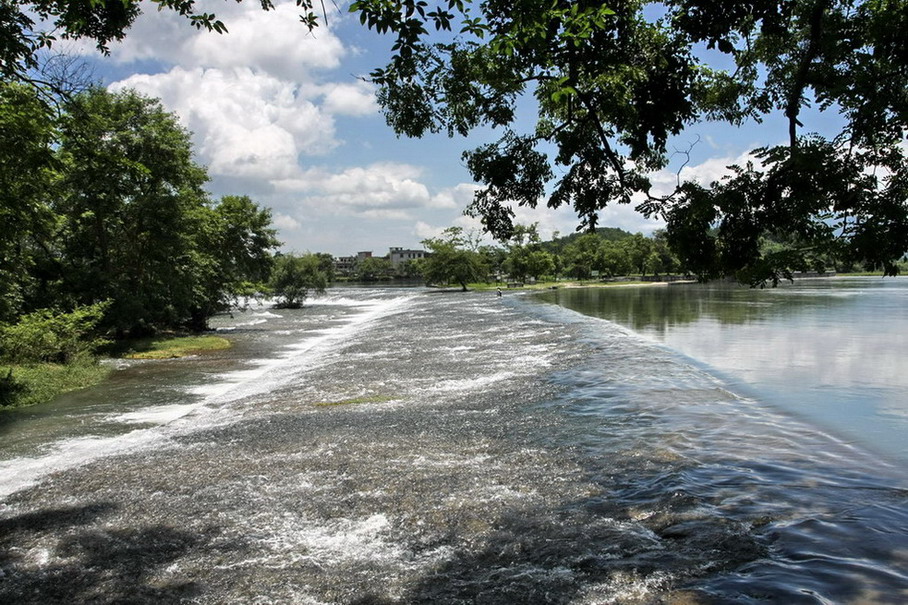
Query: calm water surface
1,286,906,603
537,276,908,465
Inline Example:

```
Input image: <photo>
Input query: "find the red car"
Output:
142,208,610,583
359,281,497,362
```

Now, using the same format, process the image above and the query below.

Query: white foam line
0,429,173,499
0,295,416,500
191,295,415,403
112,403,200,424
234,318,268,327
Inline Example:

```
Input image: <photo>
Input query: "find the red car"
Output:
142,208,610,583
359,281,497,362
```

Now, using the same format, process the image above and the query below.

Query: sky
69,1,805,257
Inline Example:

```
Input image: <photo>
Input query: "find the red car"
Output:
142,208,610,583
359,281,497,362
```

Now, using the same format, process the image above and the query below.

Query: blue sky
71,1,803,257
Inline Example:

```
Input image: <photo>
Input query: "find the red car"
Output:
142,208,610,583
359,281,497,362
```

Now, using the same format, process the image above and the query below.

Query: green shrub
0,302,111,364
0,368,26,407
0,361,111,408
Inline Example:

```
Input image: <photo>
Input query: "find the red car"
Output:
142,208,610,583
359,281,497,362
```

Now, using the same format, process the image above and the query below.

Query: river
536,276,908,466
1,283,906,603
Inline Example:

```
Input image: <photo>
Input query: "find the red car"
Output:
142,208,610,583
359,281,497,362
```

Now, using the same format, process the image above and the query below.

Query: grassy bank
109,334,231,359
1,334,232,410
0,361,112,409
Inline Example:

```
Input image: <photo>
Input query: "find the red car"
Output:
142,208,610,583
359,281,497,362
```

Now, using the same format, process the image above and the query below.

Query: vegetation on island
270,253,329,309
108,335,232,360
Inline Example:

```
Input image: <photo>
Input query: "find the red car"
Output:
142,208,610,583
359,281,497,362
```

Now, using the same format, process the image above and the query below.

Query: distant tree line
397,223,908,290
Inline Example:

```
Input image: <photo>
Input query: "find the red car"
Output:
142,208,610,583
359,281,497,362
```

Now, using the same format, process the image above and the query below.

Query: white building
389,247,427,268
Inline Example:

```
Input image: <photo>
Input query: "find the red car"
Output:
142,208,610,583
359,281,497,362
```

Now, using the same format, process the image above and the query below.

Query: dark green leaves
420,226,488,290
270,254,328,308
355,0,908,285
0,85,281,334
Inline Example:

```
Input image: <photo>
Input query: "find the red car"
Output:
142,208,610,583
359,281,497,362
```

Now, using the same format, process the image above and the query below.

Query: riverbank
0,334,232,410
471,270,896,292
0,361,112,409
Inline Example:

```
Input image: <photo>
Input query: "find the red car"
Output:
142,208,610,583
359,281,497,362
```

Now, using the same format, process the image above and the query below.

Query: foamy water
0,292,414,498
1,287,906,603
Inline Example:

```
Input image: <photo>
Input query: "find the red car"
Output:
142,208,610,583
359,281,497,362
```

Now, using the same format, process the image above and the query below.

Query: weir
1,288,906,603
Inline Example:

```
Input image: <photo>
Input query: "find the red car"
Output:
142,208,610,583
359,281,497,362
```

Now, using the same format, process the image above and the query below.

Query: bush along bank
0,303,112,409
0,304,232,410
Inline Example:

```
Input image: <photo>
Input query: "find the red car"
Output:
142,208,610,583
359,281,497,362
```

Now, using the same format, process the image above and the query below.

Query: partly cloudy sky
78,1,795,256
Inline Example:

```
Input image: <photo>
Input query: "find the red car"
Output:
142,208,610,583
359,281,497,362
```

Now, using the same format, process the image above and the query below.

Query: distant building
334,248,426,277
334,251,374,277
334,255,356,276
389,247,427,268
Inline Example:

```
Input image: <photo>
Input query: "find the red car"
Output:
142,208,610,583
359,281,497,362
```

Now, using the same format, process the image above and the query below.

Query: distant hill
543,227,634,252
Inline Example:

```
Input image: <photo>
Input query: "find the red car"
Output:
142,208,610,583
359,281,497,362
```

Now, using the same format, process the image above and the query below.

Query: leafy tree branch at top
347,0,908,284
2,0,906,286
0,0,324,86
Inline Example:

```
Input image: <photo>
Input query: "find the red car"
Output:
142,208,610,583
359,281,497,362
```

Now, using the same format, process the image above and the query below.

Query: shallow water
536,276,908,465
1,287,906,603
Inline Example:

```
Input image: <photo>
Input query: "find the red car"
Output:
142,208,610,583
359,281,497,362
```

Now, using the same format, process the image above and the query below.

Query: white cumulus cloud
108,2,346,77
105,1,378,187
272,163,476,219
112,67,338,180
317,82,378,116
273,213,302,230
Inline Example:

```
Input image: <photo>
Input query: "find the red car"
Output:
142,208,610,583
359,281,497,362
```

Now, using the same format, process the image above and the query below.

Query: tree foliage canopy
2,1,906,286
0,0,326,86
503,223,556,281
349,0,908,284
270,253,329,308
0,84,280,335
420,226,488,290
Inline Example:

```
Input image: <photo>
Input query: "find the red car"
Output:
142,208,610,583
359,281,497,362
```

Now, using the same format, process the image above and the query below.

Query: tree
0,83,57,322
478,244,507,279
649,230,682,276
44,87,279,334
191,195,281,328
314,252,336,282
623,234,653,276
7,2,905,285
600,240,632,277
420,227,488,291
503,223,554,281
51,87,212,335
395,259,423,279
349,0,908,285
355,256,393,281
269,253,328,308
0,83,281,336
563,233,603,280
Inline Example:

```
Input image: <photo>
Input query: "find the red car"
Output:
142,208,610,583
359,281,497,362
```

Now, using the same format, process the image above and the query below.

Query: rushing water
1,286,906,603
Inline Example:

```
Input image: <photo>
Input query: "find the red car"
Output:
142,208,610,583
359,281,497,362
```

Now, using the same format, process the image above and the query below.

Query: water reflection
537,281,858,333
538,277,908,464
